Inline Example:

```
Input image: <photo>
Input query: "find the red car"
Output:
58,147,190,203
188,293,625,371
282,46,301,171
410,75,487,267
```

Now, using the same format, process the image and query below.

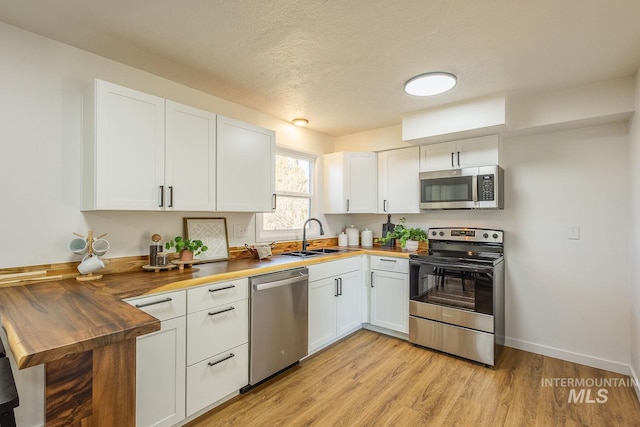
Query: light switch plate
567,225,580,240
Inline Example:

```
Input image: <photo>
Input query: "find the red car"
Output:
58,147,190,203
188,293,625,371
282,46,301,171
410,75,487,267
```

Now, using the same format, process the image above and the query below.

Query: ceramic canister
361,228,373,248
346,225,359,246
338,232,348,247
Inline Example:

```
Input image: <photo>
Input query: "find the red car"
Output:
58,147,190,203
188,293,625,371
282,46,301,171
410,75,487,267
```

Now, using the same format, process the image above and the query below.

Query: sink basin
281,251,321,257
308,248,344,254
281,248,345,257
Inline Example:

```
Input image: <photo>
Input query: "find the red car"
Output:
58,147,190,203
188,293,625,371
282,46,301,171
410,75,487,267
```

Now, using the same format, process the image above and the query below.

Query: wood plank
186,330,640,427
92,339,136,427
45,351,93,426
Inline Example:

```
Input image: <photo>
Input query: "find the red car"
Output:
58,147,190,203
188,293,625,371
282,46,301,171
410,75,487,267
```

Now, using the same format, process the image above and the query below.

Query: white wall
629,70,640,392
0,22,335,268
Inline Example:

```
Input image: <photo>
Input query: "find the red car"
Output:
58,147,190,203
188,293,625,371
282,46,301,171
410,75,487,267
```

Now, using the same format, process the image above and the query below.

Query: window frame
255,148,319,243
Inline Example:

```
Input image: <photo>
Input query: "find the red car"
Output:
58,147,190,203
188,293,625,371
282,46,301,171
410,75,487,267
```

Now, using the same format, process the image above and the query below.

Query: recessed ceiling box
508,77,635,135
402,94,507,145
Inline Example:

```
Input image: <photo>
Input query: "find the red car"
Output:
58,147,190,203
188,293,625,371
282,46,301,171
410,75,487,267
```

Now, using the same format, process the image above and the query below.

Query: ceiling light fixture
404,72,457,96
292,118,309,127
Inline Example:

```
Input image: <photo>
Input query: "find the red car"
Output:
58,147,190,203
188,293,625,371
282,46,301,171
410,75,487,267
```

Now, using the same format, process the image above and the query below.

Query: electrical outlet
567,225,580,240
233,224,248,238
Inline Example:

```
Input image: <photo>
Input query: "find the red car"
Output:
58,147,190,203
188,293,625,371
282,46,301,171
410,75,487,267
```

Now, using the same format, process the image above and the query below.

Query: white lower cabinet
308,257,362,353
370,256,410,334
126,290,187,427
186,343,249,417
185,278,249,417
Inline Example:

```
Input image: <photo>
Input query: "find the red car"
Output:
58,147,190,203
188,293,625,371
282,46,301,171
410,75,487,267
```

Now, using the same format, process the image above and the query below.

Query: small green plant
379,217,427,248
165,236,208,256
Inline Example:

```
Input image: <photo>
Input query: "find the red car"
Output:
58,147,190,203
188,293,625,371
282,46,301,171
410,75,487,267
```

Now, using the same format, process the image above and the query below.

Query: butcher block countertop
0,246,410,370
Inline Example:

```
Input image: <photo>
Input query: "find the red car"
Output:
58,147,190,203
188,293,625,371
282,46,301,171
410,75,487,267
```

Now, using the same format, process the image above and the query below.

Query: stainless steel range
408,227,504,366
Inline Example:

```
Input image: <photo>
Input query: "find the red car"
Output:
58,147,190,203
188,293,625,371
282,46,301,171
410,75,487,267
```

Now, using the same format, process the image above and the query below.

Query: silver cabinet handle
383,199,388,212
159,185,164,207
209,285,235,293
208,353,235,367
338,277,343,296
272,194,277,210
346,199,350,212
450,153,454,168
457,151,461,167
371,271,375,288
135,297,172,308
380,258,397,263
168,186,174,207
334,278,339,297
208,306,235,316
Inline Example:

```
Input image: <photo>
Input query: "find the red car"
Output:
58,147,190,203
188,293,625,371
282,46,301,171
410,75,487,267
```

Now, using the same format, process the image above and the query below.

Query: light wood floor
186,329,640,426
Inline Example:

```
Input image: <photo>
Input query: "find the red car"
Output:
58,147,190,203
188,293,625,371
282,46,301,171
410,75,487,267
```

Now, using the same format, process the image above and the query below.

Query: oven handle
410,260,493,274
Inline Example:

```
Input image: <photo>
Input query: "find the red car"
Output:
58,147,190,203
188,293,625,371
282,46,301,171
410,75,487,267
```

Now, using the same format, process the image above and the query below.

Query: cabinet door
371,270,409,333
136,316,186,427
165,101,216,211
308,277,337,352
93,79,165,210
346,152,377,213
458,135,499,168
378,147,420,213
419,141,457,172
216,116,275,212
336,270,361,337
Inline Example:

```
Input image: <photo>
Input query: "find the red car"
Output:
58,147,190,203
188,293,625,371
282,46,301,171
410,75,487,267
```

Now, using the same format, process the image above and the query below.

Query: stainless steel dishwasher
244,267,309,390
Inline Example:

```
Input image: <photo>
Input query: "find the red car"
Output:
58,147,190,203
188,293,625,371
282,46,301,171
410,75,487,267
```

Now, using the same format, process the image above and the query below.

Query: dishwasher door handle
254,273,310,291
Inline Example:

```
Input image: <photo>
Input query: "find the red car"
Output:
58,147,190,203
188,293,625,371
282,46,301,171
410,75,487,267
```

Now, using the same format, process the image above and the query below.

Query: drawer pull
207,353,235,367
208,285,236,293
208,306,235,316
380,258,397,263
135,297,172,308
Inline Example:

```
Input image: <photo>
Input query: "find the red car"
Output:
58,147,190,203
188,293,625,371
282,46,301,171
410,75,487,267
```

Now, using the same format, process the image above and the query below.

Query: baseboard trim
505,337,630,375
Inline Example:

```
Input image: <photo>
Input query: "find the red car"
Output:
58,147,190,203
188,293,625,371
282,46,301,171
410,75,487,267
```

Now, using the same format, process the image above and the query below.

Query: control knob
493,233,499,239
483,233,489,238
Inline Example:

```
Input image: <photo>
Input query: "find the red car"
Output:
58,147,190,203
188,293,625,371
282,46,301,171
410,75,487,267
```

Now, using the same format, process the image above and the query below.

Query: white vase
404,240,419,251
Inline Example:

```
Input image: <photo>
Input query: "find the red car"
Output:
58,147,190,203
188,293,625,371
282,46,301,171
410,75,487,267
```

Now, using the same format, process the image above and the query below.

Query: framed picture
184,217,230,262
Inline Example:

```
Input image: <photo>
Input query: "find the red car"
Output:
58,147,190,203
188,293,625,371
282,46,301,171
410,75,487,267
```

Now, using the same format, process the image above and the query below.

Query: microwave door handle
472,175,478,203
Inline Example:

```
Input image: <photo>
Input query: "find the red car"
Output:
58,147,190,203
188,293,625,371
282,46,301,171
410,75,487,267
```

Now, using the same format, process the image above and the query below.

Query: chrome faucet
302,218,324,252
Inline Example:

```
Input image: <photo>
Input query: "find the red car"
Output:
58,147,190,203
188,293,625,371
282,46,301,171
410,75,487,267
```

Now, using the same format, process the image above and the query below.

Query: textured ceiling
1,0,639,137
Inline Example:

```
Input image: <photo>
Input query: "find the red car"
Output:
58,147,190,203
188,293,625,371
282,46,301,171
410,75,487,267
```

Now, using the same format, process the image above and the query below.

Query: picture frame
183,217,230,262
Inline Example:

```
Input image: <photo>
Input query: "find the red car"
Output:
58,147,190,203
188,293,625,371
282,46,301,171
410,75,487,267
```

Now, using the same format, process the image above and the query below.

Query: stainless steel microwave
419,165,504,210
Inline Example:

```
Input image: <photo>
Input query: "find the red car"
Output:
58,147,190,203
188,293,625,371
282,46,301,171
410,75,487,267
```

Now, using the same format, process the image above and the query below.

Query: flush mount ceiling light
292,118,309,127
404,72,457,96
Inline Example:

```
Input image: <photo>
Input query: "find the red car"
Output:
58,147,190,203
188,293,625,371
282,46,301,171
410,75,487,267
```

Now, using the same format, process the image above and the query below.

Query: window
256,150,316,241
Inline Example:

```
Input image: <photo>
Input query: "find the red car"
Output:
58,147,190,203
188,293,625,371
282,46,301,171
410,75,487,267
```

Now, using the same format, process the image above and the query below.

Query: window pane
263,197,310,230
275,155,310,194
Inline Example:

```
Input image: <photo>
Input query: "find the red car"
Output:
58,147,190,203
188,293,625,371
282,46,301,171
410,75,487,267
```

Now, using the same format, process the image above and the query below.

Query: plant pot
180,250,194,262
404,240,419,252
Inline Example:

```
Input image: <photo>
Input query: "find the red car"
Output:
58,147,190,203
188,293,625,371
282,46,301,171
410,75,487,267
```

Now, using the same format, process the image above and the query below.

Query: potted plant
379,218,427,251
165,236,208,261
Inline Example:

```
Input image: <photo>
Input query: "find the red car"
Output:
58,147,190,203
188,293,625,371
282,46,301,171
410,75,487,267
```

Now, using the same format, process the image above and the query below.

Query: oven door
409,259,494,315
419,168,478,209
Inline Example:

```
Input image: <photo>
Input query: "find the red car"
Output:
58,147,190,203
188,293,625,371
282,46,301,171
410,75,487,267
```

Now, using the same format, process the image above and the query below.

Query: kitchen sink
281,251,321,257
281,248,346,257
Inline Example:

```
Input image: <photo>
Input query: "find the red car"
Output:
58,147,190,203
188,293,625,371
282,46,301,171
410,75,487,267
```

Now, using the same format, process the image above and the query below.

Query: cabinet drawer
186,343,248,417
187,299,248,366
370,256,409,273
187,278,248,314
308,256,361,282
126,290,186,321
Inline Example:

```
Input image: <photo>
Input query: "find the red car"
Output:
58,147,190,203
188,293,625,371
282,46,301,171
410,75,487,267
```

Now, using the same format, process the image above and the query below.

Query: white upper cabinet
216,116,275,212
323,151,377,214
84,79,216,211
165,101,216,211
419,134,500,172
378,147,420,213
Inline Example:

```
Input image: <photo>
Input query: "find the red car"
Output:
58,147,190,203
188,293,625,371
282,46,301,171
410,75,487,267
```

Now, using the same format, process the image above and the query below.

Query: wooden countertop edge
0,247,412,369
